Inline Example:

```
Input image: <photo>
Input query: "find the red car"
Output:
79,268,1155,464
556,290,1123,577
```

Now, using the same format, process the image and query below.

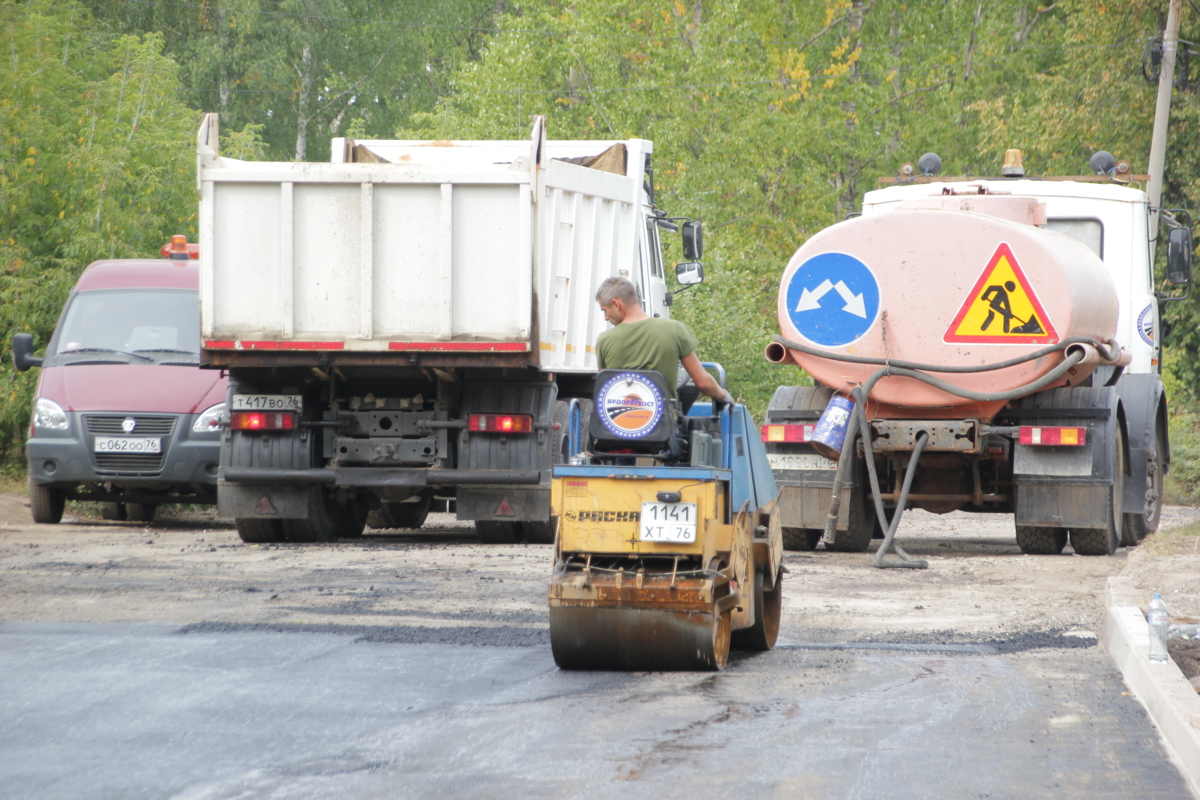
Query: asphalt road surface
1,502,1195,799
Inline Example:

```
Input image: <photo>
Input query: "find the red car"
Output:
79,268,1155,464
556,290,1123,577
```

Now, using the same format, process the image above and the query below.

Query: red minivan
12,237,228,523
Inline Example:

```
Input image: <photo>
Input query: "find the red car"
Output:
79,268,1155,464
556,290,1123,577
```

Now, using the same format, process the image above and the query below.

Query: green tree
90,0,507,159
0,0,199,461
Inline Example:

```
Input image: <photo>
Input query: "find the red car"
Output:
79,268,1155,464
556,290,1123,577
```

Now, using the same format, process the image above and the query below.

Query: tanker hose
822,348,1088,568
771,334,1120,374
871,423,930,570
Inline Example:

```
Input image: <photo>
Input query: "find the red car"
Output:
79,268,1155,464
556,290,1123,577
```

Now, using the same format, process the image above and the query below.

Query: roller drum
549,603,730,671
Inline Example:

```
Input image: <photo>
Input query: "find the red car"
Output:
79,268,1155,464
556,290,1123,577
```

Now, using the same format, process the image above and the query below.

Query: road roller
548,365,782,671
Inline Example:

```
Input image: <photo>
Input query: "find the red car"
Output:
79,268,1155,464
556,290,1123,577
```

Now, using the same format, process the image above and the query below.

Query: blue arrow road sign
784,252,881,347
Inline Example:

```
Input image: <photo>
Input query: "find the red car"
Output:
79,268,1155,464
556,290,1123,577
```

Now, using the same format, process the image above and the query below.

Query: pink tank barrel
770,206,1120,421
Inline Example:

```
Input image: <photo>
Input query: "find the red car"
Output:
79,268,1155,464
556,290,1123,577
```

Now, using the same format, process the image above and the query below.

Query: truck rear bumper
220,467,542,486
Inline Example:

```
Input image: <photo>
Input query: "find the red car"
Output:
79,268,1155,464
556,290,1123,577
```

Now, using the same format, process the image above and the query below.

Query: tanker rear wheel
782,527,821,551
549,599,731,671
1015,525,1067,555
1069,426,1125,557
731,568,783,652
521,521,555,544
823,485,876,553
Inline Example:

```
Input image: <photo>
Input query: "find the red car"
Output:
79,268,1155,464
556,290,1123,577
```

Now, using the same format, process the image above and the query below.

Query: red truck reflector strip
469,414,532,433
231,411,296,431
1019,426,1086,446
761,423,815,443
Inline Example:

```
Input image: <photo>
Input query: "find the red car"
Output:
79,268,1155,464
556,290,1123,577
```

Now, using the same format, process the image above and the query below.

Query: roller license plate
639,502,697,543
94,436,161,454
232,394,302,412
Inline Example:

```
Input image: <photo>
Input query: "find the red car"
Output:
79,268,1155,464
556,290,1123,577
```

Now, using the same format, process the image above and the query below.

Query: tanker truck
762,150,1193,560
196,114,705,543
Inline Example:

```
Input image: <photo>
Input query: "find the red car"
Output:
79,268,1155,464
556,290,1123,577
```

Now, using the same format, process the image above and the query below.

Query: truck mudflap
764,384,876,551
1008,386,1123,535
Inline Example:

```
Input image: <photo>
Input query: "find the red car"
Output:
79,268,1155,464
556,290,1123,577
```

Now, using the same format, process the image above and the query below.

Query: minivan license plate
639,501,697,543
232,394,302,412
94,436,161,454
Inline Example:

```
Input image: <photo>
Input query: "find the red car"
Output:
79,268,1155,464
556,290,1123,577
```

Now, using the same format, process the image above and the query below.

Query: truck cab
12,238,229,523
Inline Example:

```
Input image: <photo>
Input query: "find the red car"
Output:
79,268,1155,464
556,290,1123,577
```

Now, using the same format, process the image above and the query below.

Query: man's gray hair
596,276,640,306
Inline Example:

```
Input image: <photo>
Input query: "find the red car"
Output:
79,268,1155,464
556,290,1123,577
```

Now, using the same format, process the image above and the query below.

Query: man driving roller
595,276,733,406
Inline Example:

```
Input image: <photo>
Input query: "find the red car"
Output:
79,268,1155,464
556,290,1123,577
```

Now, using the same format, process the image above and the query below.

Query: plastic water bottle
1148,592,1169,664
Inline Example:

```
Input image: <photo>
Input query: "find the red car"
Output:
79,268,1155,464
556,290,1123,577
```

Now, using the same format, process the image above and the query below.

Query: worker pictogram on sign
944,243,1058,344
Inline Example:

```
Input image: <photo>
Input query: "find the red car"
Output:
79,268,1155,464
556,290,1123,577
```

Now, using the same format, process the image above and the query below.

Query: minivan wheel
29,479,65,524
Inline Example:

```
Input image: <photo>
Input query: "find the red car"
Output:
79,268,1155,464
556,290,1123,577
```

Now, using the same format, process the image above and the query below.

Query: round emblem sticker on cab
597,373,665,439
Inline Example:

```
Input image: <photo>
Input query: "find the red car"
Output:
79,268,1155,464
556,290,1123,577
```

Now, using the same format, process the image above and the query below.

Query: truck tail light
468,414,532,433
1019,426,1087,446
761,423,815,443
231,411,296,431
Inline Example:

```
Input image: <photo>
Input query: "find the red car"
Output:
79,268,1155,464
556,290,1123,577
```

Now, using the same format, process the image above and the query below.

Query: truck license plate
94,436,162,454
232,394,302,412
639,502,697,543
768,453,838,471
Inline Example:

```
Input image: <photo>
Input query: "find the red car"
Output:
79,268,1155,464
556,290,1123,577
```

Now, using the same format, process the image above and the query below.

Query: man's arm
681,352,734,406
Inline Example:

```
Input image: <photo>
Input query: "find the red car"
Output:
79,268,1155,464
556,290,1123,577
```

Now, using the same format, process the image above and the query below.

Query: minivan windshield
55,288,201,362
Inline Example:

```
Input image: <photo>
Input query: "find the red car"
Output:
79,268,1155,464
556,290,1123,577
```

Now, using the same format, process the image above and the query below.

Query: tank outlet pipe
819,346,1090,569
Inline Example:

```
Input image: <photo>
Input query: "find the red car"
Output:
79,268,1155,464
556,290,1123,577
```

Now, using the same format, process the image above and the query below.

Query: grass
1142,519,1200,557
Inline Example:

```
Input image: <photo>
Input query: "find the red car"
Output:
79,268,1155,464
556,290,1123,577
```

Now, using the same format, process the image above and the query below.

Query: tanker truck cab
764,151,1191,559
12,237,229,524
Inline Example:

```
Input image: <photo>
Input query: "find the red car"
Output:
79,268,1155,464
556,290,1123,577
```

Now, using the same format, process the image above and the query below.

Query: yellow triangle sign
944,243,1058,344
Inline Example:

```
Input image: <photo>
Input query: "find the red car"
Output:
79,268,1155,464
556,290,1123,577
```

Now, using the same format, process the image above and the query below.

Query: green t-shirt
596,317,699,400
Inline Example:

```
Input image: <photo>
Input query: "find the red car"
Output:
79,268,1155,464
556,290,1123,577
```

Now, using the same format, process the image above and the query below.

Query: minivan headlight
193,402,226,433
34,397,69,430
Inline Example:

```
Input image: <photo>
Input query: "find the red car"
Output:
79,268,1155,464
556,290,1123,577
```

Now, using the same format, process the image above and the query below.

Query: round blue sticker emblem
784,252,881,347
1137,304,1155,346
597,372,665,439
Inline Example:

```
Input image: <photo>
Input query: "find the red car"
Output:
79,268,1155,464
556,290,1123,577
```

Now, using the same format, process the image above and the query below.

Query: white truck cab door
639,218,670,318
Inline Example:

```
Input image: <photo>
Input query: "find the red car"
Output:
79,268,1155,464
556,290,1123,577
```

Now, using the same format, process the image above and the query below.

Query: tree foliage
0,0,198,460
89,0,507,159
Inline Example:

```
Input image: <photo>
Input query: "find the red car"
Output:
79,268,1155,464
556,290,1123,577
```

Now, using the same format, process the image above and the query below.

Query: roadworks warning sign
944,242,1059,344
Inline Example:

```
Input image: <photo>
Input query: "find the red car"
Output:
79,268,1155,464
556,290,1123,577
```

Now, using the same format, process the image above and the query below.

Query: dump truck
762,149,1193,561
196,114,705,543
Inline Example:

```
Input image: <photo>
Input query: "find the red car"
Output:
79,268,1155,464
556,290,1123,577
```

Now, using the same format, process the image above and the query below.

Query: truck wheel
100,502,127,521
782,527,821,551
1122,422,1164,546
335,498,369,539
823,484,876,553
476,521,518,543
731,568,783,651
124,503,157,523
521,521,555,544
1069,426,1125,556
1015,526,1067,555
236,518,285,543
281,488,338,543
29,479,65,524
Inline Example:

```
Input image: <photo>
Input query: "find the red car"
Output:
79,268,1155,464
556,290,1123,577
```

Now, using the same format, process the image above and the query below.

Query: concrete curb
1101,576,1200,799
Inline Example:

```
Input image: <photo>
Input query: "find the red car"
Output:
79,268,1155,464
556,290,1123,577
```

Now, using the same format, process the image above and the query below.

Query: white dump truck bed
197,114,655,372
